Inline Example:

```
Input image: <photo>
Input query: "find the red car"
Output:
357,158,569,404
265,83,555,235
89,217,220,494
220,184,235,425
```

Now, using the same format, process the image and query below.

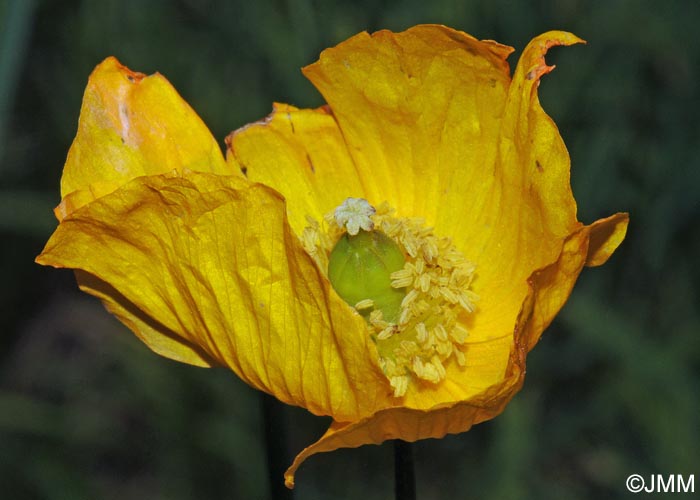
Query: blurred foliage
1,0,698,499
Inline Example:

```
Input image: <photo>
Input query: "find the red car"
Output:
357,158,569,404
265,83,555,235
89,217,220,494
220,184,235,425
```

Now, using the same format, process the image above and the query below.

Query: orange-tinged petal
38,171,395,421
226,103,368,236
284,384,520,488
585,212,630,267
57,57,230,220
462,31,586,348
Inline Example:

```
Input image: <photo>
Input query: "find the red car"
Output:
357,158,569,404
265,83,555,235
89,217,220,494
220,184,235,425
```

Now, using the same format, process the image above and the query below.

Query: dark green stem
261,392,294,500
394,440,416,500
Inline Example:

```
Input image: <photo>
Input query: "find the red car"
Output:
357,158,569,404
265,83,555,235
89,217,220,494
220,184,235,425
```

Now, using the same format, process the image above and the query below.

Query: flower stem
394,440,416,500
261,392,294,500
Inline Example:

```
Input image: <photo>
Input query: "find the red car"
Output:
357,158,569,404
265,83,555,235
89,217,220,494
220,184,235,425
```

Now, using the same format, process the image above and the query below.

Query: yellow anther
354,298,375,310
434,324,449,342
377,326,396,340
390,376,409,398
415,322,428,343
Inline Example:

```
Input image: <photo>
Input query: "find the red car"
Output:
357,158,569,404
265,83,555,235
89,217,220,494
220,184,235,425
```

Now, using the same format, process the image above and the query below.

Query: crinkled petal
226,103,368,236
38,172,395,421
585,212,629,267
460,31,587,345
57,57,230,220
302,25,515,225
463,31,627,354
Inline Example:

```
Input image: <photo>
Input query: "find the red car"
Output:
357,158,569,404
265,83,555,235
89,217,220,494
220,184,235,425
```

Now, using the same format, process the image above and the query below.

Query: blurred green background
1,0,698,499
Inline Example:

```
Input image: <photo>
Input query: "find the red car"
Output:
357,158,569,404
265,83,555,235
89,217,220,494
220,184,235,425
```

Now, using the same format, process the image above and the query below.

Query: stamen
390,376,409,398
301,199,478,399
377,326,397,340
354,298,375,310
415,322,428,343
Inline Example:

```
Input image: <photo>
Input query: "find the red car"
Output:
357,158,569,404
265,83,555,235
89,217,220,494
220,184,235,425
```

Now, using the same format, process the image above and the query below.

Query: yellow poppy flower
37,25,628,488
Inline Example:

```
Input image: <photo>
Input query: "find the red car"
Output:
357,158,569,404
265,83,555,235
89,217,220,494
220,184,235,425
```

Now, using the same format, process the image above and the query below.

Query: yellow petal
585,212,629,267
38,172,394,421
57,57,230,220
462,31,587,346
226,103,367,236
301,24,516,227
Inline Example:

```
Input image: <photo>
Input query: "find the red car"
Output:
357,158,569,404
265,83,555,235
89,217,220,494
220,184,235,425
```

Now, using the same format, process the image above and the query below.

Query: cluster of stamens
301,199,478,398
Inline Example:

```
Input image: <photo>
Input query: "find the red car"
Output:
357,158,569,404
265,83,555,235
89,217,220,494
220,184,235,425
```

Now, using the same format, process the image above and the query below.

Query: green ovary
328,230,406,323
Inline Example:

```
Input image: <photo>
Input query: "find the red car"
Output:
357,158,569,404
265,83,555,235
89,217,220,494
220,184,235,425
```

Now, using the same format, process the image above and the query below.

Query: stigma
334,197,376,235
